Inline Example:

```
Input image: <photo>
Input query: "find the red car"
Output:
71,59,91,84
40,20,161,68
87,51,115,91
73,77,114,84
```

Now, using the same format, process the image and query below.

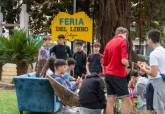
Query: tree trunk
16,62,28,76
0,64,3,80
95,0,132,54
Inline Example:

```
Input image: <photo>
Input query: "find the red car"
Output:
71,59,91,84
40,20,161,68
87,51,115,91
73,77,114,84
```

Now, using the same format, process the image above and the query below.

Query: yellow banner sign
51,12,93,43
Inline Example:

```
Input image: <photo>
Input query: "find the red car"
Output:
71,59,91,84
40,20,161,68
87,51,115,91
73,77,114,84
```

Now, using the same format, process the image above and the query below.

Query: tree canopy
1,0,165,44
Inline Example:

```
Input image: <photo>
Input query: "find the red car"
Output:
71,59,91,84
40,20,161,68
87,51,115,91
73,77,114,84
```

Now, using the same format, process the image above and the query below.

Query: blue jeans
80,107,102,114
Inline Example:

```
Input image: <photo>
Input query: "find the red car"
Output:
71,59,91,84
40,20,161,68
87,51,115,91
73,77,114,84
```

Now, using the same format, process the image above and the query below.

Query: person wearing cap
73,41,87,78
86,42,103,75
50,34,72,60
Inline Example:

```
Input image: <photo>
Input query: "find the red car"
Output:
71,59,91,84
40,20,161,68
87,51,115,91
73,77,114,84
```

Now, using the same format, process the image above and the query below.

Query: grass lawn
0,91,19,114
0,91,46,114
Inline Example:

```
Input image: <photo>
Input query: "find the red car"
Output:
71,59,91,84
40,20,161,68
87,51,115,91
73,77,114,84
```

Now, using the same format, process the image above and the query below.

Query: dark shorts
105,75,129,97
146,83,154,111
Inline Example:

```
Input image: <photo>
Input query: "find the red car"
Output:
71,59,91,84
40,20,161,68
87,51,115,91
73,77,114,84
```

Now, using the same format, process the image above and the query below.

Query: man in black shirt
73,41,87,78
50,35,72,60
86,42,102,74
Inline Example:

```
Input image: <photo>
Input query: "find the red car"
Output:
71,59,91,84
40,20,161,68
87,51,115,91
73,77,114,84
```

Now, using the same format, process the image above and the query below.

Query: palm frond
0,30,40,64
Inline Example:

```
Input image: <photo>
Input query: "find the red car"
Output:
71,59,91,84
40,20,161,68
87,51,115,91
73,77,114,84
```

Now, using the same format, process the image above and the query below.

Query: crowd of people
35,27,165,114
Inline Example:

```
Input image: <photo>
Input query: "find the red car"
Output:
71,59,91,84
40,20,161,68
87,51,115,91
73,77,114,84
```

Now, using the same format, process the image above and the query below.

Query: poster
51,12,93,43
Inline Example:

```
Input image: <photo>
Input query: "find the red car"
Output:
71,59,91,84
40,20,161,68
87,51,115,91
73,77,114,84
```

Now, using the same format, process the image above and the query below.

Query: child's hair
93,42,101,48
54,59,66,69
141,73,148,78
43,36,50,41
130,69,139,77
35,58,47,76
40,57,56,76
76,41,83,46
67,58,76,66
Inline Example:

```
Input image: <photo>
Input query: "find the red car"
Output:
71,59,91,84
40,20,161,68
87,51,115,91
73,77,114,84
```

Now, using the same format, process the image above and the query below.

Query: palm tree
0,30,40,75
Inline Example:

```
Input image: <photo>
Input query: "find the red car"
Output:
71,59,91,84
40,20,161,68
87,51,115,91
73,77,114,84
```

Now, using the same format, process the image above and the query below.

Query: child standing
79,73,106,114
73,41,87,78
86,42,102,74
38,37,50,60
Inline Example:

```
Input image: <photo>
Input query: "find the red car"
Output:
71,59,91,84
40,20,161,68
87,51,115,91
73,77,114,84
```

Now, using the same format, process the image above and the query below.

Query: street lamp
73,0,76,14
71,0,77,54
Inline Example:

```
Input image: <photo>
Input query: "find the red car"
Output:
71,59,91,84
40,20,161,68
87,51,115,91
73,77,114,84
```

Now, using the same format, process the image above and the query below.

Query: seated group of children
45,59,106,114
36,42,106,114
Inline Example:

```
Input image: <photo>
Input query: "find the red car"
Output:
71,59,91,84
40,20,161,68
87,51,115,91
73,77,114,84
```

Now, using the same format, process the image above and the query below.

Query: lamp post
73,0,76,13
71,0,77,54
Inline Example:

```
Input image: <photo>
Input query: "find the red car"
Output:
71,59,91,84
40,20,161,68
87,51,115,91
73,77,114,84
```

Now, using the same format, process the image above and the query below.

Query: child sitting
40,57,56,77
79,73,106,114
135,68,148,113
35,58,47,77
63,58,76,81
51,59,81,92
128,70,138,102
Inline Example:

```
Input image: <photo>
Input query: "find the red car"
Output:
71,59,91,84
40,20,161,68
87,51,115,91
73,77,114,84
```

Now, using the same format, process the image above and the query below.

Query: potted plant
0,30,40,75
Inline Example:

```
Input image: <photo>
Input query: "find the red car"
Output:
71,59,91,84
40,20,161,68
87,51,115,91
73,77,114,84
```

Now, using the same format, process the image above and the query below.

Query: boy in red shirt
102,27,131,114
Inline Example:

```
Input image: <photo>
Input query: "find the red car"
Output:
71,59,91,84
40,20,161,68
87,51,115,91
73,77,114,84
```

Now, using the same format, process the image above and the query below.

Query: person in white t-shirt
138,29,165,114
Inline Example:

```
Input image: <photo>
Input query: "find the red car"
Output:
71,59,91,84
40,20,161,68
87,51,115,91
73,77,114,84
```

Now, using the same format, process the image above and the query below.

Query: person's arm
97,79,106,109
82,53,87,74
37,49,42,61
100,54,104,74
86,61,90,75
135,83,146,95
83,53,87,65
68,77,82,91
102,45,110,74
86,55,92,74
121,40,129,67
50,46,56,56
139,54,159,77
139,63,158,77
67,46,72,57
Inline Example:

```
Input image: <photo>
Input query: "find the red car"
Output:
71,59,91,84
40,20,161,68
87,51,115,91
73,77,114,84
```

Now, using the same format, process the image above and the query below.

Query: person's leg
80,107,90,114
121,96,131,114
147,111,156,114
113,77,130,114
146,83,155,114
105,96,116,114
94,109,103,114
105,75,117,114
80,107,102,114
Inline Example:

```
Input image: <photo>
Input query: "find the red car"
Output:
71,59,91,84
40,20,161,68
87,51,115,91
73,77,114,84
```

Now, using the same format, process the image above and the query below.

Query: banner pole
71,0,77,54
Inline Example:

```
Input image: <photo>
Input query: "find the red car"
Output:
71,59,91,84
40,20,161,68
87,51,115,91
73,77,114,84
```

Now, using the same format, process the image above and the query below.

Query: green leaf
0,30,40,64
